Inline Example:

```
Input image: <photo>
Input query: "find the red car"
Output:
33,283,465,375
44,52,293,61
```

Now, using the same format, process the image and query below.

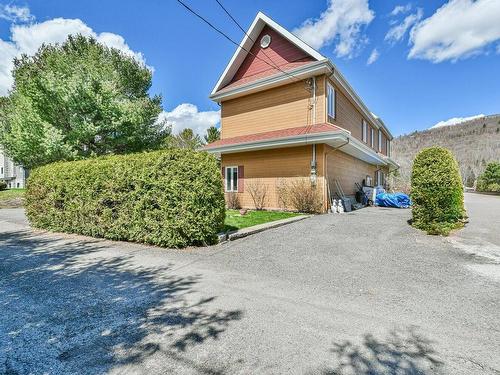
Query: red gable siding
224,25,315,90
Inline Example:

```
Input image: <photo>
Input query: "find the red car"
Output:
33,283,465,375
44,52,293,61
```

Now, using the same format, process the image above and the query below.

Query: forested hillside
391,114,500,191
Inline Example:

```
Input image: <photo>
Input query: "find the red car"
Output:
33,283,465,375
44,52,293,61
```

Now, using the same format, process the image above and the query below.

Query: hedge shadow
0,229,242,374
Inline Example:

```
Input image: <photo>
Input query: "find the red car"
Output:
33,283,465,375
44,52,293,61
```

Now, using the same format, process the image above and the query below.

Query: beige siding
324,145,388,197
326,78,390,156
221,76,326,139
221,144,388,211
222,145,326,211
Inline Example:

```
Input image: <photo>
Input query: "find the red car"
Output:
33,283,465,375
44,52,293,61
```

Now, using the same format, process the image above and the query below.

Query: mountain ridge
391,114,500,191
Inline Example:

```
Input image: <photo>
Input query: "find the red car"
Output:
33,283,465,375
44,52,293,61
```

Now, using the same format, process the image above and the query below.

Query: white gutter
205,129,391,167
210,60,332,102
204,130,347,154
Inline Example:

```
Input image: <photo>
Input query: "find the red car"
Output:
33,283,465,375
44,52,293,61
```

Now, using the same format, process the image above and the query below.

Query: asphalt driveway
0,193,498,374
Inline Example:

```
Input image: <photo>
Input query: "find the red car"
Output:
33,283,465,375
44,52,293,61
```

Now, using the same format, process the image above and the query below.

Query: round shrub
411,147,465,235
476,162,500,192
25,149,225,247
0,181,7,191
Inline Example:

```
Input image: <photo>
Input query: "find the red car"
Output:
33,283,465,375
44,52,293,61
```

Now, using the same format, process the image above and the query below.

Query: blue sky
1,0,499,136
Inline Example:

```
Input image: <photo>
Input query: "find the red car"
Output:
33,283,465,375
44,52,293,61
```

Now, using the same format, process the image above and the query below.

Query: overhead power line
176,0,302,84
214,0,287,74
177,0,316,129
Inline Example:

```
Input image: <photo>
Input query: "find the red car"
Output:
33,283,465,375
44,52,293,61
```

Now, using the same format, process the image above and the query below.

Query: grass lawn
0,188,25,208
224,209,303,232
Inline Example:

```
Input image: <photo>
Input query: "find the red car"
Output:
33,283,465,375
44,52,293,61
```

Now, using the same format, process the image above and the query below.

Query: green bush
25,149,225,247
411,147,465,235
0,181,6,191
476,162,500,192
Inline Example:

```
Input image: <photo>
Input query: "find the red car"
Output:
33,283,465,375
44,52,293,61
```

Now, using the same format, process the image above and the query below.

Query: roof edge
211,12,325,96
210,59,332,102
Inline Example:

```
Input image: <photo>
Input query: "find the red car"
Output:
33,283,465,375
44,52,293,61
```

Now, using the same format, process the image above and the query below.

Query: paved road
0,193,498,374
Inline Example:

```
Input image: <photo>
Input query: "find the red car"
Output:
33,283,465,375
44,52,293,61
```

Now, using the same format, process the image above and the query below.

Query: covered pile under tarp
375,193,412,208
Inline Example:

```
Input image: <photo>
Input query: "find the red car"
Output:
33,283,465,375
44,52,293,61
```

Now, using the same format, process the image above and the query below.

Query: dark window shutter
221,166,225,177
238,166,244,193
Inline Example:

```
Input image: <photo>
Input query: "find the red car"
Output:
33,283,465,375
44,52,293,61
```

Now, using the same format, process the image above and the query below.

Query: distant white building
0,148,27,188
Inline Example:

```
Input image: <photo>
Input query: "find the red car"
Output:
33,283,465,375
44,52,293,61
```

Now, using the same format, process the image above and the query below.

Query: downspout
309,76,318,185
324,137,350,211
312,76,316,125
311,144,317,186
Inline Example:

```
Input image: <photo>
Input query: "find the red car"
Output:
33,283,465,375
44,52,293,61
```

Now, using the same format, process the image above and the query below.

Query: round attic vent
260,34,271,48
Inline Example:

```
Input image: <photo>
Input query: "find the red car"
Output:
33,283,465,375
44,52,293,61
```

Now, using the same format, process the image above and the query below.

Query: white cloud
0,4,34,23
0,17,148,96
293,0,374,58
430,114,485,129
385,8,423,44
389,4,412,17
409,0,500,62
158,104,220,136
366,48,379,65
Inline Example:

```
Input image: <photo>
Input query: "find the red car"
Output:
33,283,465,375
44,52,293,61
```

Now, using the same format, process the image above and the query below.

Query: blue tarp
375,193,412,208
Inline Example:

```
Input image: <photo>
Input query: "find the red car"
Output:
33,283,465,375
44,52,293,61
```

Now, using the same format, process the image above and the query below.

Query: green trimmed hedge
411,147,465,235
25,149,225,247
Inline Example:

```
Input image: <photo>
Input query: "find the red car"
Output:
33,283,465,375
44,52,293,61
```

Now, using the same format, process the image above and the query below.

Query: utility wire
212,0,316,132
214,0,285,73
177,0,317,130
177,0,302,84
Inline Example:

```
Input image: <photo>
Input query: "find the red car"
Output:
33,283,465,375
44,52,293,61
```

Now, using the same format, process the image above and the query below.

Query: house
0,148,27,189
205,12,398,212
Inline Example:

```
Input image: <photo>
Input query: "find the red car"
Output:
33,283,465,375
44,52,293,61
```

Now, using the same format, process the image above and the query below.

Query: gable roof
211,12,325,95
209,12,394,140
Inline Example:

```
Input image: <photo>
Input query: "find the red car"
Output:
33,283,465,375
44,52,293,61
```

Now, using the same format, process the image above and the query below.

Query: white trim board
211,12,325,95
210,12,394,140
206,131,397,168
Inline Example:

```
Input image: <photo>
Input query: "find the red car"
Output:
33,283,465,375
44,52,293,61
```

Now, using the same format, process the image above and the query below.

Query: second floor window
327,82,335,121
362,120,367,143
378,130,382,152
370,127,374,147
386,139,391,157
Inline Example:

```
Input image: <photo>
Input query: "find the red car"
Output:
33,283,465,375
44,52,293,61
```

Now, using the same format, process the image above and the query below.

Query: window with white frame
370,127,374,147
225,166,238,192
378,130,382,152
327,82,336,121
362,120,367,143
375,170,385,187
386,139,391,156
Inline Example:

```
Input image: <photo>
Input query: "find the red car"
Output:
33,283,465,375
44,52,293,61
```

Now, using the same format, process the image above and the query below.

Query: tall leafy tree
171,128,203,150
477,162,500,192
204,126,220,144
0,35,168,168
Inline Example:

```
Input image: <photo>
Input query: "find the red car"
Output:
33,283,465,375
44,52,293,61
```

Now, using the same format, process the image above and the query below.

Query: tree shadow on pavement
320,327,443,375
0,229,242,374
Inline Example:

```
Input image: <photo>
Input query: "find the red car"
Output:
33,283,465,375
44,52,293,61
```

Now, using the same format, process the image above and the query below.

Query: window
362,120,367,143
386,139,391,157
378,130,382,152
375,170,385,187
225,166,238,192
370,127,374,147
327,82,336,121
0,166,3,175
